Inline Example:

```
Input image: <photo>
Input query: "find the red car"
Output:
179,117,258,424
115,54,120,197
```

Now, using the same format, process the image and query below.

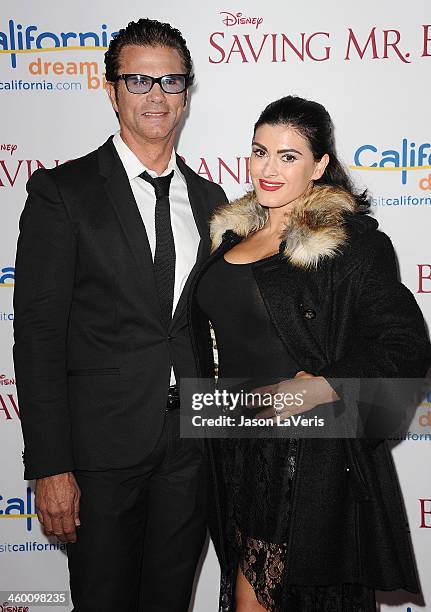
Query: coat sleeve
13,168,77,480
319,230,431,443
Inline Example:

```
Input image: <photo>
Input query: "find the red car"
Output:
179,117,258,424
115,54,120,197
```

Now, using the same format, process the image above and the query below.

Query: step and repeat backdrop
0,1,430,610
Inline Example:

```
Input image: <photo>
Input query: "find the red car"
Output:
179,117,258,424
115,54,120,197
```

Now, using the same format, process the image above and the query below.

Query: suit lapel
98,138,162,322
98,141,213,329
170,157,211,328
176,155,209,241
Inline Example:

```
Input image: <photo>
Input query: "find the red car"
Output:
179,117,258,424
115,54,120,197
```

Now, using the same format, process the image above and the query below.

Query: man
13,18,227,612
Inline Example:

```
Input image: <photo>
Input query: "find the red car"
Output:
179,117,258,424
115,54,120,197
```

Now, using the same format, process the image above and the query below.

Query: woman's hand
250,371,339,419
294,370,315,379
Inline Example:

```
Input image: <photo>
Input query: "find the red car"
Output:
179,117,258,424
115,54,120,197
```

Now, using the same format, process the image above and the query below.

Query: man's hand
35,472,81,543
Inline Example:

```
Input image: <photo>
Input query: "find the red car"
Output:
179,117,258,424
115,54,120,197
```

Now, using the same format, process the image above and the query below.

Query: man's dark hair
105,18,194,85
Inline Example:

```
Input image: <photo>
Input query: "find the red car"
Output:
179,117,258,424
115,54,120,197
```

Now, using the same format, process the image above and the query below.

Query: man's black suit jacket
13,137,227,480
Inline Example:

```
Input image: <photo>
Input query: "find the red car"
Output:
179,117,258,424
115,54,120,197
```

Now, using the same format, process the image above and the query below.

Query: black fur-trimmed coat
188,185,430,605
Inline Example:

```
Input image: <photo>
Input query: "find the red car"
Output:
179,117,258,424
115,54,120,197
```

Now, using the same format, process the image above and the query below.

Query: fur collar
210,185,357,268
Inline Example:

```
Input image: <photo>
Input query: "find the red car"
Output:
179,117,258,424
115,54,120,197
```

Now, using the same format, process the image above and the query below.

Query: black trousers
67,410,207,612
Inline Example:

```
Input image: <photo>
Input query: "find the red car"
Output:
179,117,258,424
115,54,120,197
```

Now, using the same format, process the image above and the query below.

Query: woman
188,96,430,611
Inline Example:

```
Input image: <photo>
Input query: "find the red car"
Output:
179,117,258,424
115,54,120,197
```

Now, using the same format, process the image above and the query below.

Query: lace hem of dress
235,527,287,611
231,528,376,612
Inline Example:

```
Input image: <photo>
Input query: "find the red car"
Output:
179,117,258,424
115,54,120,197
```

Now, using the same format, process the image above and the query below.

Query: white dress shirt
113,132,200,384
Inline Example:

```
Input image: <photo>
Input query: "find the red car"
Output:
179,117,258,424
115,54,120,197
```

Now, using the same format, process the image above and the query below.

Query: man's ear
105,81,119,113
183,89,188,108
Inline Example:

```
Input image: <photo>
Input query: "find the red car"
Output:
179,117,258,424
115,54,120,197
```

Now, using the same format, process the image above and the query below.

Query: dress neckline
222,239,286,266
222,251,282,266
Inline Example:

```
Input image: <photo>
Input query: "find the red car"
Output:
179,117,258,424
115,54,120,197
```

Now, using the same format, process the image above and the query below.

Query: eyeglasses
114,73,190,94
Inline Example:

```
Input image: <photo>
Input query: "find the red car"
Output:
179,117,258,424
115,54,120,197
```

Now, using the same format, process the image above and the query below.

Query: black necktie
140,170,175,328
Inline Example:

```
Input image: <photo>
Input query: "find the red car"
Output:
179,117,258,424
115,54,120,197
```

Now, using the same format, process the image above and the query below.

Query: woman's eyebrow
277,148,302,155
251,141,303,156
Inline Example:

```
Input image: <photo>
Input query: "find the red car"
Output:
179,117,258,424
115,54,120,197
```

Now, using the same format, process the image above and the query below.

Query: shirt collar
112,131,179,181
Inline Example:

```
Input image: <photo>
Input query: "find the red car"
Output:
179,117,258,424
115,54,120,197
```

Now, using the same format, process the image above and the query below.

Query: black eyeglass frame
114,73,190,94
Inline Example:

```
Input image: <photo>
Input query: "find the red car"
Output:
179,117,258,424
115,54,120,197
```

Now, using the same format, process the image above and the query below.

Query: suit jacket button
303,308,316,320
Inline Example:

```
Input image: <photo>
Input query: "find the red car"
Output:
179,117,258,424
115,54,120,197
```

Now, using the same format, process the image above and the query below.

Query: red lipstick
259,179,285,192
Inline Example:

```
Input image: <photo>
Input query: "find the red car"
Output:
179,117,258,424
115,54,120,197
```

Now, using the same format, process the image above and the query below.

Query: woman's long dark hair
254,96,369,211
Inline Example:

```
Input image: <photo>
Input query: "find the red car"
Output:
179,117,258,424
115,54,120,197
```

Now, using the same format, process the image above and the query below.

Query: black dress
196,254,377,612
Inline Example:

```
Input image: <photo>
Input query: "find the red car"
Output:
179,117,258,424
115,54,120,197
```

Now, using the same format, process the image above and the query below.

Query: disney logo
0,144,17,156
220,12,263,29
